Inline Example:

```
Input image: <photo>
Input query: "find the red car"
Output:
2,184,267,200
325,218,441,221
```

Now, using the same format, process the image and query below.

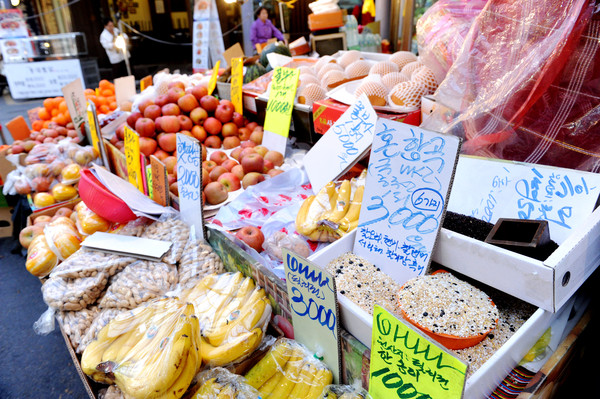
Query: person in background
100,17,129,79
250,7,286,50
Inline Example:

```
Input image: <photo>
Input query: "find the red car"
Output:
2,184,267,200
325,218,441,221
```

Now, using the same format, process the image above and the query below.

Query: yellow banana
325,181,338,210
338,185,364,232
193,273,244,323
205,289,269,347
204,277,255,337
268,346,306,399
189,314,202,371
257,370,284,397
296,195,317,235
190,377,222,398
81,337,116,377
306,367,333,399
215,383,236,399
181,273,219,303
322,180,352,224
200,327,263,366
156,340,198,399
245,339,293,389
288,362,317,399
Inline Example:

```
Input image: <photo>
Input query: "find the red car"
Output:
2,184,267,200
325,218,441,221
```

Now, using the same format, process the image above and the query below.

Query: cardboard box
0,206,13,238
0,147,26,184
27,198,80,226
312,98,422,136
308,229,589,397
308,10,344,31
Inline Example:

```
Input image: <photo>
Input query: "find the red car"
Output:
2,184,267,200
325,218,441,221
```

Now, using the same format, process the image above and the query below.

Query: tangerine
32,120,43,131
38,108,50,120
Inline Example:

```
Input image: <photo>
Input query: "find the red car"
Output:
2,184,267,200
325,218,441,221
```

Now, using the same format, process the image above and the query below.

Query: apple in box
223,136,240,149
204,136,222,149
235,226,265,252
204,117,222,136
160,115,181,134
155,94,169,107
221,158,239,172
192,125,207,142
204,181,228,205
139,137,157,157
215,101,234,124
231,165,244,180
127,111,142,128
19,225,43,249
167,87,185,104
209,150,228,165
157,133,177,153
218,172,241,192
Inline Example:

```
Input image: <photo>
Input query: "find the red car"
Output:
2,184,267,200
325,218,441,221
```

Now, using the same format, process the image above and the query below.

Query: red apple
240,140,256,148
231,147,243,161
232,112,245,128
239,147,257,161
191,85,208,101
235,225,265,252
160,115,181,134
180,130,194,138
144,104,162,120
268,169,284,177
201,144,207,161
250,130,263,145
164,156,177,174
218,172,241,192
178,93,199,113
209,165,228,182
215,102,234,124
167,87,185,103
200,95,219,112
223,136,241,149
204,181,228,205
168,81,186,91
178,115,193,131
221,122,238,138
127,111,143,128
191,125,207,142
138,98,155,114
264,150,284,167
202,160,218,173
190,107,208,125
204,135,222,149
19,225,43,248
139,137,158,156
154,116,164,133
202,168,210,187
241,153,264,174
263,159,274,173
242,172,266,189
204,117,222,135
153,148,169,161
154,94,169,107
246,121,258,131
135,118,156,138
238,127,252,141
109,134,119,145
170,181,178,196
162,103,181,116
209,150,228,165
157,133,177,153
231,164,245,180
115,123,125,140
221,158,239,172
254,145,269,158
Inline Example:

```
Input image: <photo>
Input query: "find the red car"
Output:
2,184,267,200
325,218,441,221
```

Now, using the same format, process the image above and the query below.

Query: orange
101,89,114,97
87,95,97,105
55,113,67,126
38,108,50,120
43,120,51,129
99,104,110,114
58,100,68,113
109,101,117,110
63,110,71,121
99,79,113,90
84,88,95,96
51,108,59,117
43,98,54,111
32,120,43,131
97,96,108,106
52,97,63,108
107,95,116,103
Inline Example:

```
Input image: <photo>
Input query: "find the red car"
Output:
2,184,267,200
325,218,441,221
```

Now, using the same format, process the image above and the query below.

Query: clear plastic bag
56,306,100,352
78,307,127,354
244,337,334,398
187,367,261,398
50,248,134,280
81,297,201,397
320,385,372,399
109,217,151,237
74,201,112,236
141,214,190,265
178,233,225,290
42,271,109,311
98,385,124,399
421,0,599,172
98,260,178,310
43,216,82,261
181,272,271,367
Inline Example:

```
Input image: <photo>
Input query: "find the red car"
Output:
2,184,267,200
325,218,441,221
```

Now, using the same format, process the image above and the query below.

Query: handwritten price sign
370,306,467,399
282,249,341,383
304,93,376,193
355,120,460,284
448,156,600,244
207,60,220,96
124,125,144,193
264,66,299,138
176,134,205,240
230,57,244,115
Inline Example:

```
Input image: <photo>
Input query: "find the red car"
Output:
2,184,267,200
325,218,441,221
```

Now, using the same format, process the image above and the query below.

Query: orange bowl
78,169,136,224
398,270,498,350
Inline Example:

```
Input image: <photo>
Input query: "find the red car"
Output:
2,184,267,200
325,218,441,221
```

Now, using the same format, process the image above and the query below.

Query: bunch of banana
186,367,261,399
81,297,201,399
296,169,367,242
244,338,333,399
181,272,272,367
322,386,371,399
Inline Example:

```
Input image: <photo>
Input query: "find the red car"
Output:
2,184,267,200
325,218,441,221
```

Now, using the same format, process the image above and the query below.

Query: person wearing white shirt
100,18,130,79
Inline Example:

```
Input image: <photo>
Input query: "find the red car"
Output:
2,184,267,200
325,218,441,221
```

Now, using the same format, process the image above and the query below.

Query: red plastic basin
78,169,136,224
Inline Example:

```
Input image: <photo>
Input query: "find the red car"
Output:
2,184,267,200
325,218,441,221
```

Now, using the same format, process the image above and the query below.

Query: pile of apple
8,122,81,157
200,143,285,205
110,82,265,158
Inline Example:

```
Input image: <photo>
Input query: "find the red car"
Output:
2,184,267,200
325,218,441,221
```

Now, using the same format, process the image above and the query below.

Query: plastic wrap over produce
187,367,261,398
81,297,201,398
320,385,372,399
243,337,334,398
416,0,487,83
421,0,600,172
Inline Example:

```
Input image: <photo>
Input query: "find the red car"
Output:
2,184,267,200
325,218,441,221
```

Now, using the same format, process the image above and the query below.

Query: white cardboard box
308,229,587,398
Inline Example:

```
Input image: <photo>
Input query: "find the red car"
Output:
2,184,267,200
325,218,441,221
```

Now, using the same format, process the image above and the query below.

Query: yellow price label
369,306,467,399
124,125,144,193
146,164,153,199
263,67,299,137
87,108,100,155
230,57,244,115
207,60,221,96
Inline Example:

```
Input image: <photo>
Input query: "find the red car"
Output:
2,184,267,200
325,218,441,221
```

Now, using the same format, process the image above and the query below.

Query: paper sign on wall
448,155,600,244
150,155,169,207
303,93,376,194
124,125,144,193
114,75,136,108
370,306,467,399
176,133,205,240
355,120,461,284
230,57,244,115
207,60,220,96
61,78,87,137
282,249,341,383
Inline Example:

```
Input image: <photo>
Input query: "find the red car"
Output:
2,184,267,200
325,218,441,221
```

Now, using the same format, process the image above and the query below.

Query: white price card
176,134,205,240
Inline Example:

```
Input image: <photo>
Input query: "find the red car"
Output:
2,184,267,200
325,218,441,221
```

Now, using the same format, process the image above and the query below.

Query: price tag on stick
262,67,300,155
207,60,220,96
230,57,244,115
282,249,341,383
124,126,145,193
176,134,205,240
86,101,110,168
354,120,461,284
150,155,170,207
370,306,467,399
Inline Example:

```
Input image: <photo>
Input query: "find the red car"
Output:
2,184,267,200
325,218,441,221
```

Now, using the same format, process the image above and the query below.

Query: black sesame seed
423,312,428,317
348,260,353,264
340,290,345,294
440,310,445,317
357,284,361,288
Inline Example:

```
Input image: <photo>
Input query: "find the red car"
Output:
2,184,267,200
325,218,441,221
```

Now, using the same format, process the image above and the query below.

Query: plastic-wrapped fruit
411,66,439,95
338,50,364,68
34,192,56,208
355,77,389,106
368,61,399,77
26,234,58,277
61,163,81,181
51,183,78,202
381,72,409,90
344,60,371,80
388,81,428,112
401,61,425,78
298,84,327,106
389,51,418,70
